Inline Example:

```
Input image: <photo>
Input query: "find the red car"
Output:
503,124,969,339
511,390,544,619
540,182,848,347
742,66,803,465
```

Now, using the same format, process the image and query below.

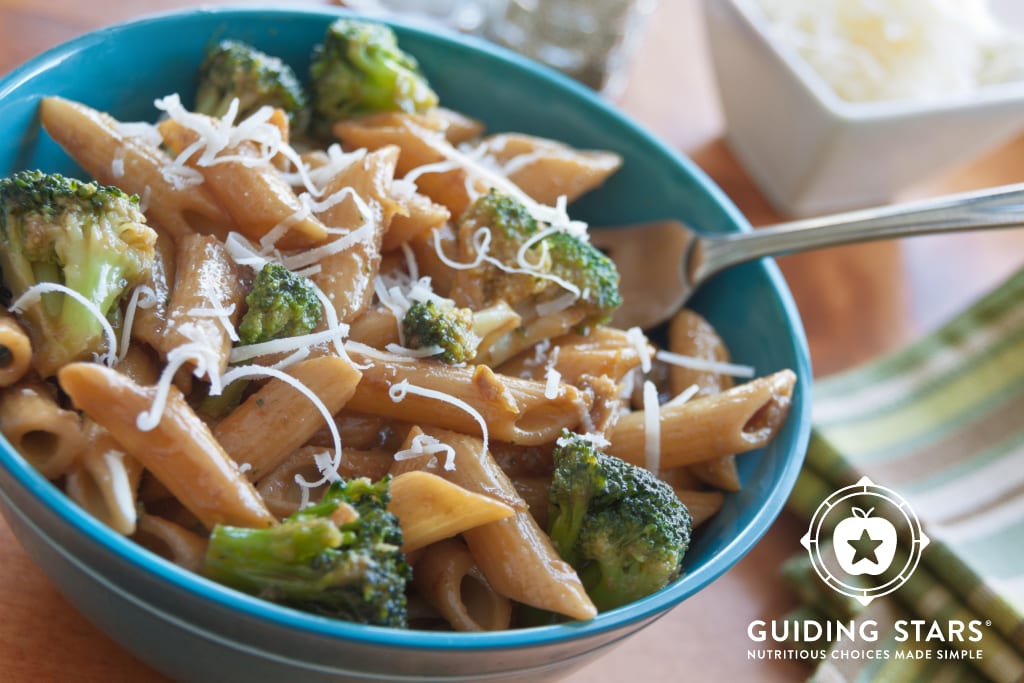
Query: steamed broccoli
0,170,156,376
309,18,439,131
195,39,309,128
238,263,322,346
401,299,478,364
454,190,621,327
547,432,691,612
203,476,412,627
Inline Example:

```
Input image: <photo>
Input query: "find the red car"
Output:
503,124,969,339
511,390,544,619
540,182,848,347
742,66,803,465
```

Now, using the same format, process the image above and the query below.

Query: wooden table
2,1,1024,681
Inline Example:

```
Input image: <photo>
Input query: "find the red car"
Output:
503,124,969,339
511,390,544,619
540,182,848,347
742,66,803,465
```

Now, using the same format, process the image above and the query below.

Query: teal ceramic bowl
0,7,812,682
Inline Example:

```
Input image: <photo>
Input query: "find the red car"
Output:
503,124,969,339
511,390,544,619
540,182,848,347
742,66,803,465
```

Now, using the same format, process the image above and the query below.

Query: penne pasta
160,234,246,376
607,369,797,469
389,469,515,553
65,420,144,535
667,309,743,490
0,379,84,479
133,514,209,574
256,445,394,518
57,362,275,530
38,96,231,242
345,348,588,446
311,147,402,322
158,116,328,249
213,354,363,480
0,311,33,388
390,425,597,621
413,537,513,632
473,132,622,206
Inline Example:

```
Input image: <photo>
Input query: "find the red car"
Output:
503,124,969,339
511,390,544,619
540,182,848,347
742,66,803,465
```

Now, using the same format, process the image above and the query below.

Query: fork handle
691,183,1024,286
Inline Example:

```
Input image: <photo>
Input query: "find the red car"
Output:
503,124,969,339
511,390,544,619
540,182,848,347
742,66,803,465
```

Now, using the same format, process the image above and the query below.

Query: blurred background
3,0,1024,681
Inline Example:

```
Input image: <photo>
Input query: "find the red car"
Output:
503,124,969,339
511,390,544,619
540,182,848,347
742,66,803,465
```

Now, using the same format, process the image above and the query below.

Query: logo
801,476,929,605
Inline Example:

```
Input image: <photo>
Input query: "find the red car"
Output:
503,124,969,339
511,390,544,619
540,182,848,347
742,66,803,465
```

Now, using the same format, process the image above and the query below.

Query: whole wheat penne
133,514,208,573
38,96,231,242
334,113,478,216
346,348,587,446
498,326,646,383
0,312,32,388
114,343,162,387
667,309,742,489
390,425,596,621
158,117,327,249
389,468,515,553
160,234,245,377
474,133,622,206
312,147,402,322
65,420,144,535
674,489,726,528
129,232,176,352
0,379,84,479
57,362,274,530
607,369,797,469
213,355,363,480
381,191,449,252
413,537,513,631
256,445,394,518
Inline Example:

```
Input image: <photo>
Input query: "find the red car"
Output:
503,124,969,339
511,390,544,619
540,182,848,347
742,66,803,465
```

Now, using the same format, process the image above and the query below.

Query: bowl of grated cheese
704,0,1024,216
0,6,811,683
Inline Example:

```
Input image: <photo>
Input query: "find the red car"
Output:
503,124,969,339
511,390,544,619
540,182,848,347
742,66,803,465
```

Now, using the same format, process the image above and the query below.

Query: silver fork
588,183,1024,329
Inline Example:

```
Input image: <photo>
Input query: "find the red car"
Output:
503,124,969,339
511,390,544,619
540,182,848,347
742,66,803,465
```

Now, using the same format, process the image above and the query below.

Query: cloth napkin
783,266,1024,683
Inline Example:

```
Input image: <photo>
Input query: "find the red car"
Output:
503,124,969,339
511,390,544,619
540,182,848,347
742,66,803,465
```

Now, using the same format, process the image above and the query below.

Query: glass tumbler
485,0,658,95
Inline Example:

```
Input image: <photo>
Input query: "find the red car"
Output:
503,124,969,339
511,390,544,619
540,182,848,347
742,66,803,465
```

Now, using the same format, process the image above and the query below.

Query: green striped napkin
785,266,1024,683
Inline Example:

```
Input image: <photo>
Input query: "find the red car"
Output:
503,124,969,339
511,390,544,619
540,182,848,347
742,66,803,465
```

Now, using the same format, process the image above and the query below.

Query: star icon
848,529,884,564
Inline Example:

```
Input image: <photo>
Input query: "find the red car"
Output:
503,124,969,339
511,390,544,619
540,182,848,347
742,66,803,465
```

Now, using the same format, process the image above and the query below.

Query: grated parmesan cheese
654,349,755,378
626,326,653,374
393,432,457,471
642,379,661,473
118,284,157,362
754,0,1024,103
388,378,489,457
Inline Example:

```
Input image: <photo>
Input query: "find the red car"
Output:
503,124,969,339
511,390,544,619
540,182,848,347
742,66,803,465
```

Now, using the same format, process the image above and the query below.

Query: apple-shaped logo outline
800,477,930,606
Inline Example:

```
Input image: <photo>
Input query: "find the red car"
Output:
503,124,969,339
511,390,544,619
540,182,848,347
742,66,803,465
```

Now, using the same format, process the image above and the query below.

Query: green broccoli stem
58,244,130,360
578,561,624,612
203,518,343,596
548,500,588,567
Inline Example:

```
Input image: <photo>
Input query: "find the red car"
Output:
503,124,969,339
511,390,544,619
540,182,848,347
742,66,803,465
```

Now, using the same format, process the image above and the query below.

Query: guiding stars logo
801,476,930,605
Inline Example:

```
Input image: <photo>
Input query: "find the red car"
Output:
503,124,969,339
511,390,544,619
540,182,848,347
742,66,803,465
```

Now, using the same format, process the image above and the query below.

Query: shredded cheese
393,432,457,471
665,382,701,408
754,0,1024,103
642,379,661,473
626,326,653,374
10,283,119,367
388,379,489,457
118,284,157,362
136,341,220,431
654,349,756,378
102,449,137,532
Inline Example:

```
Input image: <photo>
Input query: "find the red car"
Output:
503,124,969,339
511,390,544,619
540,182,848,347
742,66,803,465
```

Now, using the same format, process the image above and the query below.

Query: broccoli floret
195,39,309,128
455,190,622,326
0,170,156,376
203,476,412,627
548,432,691,612
401,299,479,364
309,18,439,131
238,263,322,345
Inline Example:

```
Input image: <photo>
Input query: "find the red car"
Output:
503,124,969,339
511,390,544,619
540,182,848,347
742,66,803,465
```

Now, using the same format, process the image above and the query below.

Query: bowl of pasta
0,6,811,683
